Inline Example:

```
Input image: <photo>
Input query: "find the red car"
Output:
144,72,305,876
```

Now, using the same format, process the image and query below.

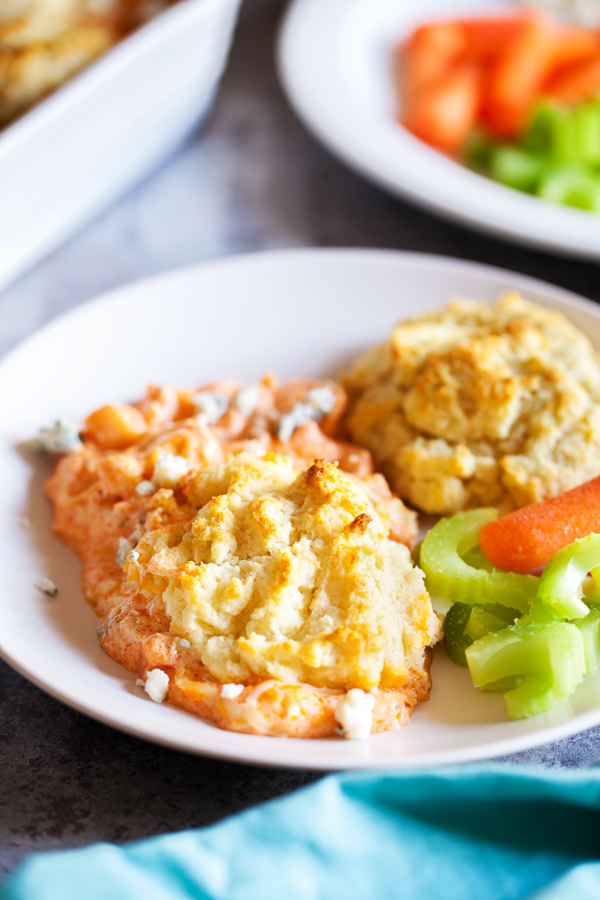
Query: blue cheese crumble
334,689,375,740
235,384,261,417
143,669,169,703
152,453,189,489
116,537,133,568
220,683,244,699
277,386,336,442
193,391,229,425
135,480,156,496
30,420,83,455
35,578,58,597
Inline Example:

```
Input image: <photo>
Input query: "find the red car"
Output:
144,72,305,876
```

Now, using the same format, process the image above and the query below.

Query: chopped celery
465,621,586,702
537,164,600,211
489,147,545,192
524,103,577,162
573,100,600,165
444,601,520,667
464,607,513,642
576,606,600,674
462,545,493,572
444,602,473,667
537,532,600,619
420,509,538,612
465,132,493,171
504,674,555,719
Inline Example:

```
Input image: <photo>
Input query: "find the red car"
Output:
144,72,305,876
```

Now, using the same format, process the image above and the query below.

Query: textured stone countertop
1,0,600,878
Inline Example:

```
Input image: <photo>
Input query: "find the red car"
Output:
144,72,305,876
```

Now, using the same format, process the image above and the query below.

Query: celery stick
537,532,600,619
465,622,586,700
465,132,493,171
465,607,512,642
537,164,600,211
576,607,600,674
489,147,545,192
524,103,576,162
574,101,600,165
462,546,493,572
444,602,473,667
504,674,555,719
420,510,538,611
482,675,519,692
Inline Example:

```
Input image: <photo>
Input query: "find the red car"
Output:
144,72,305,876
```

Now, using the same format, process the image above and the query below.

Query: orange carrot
401,22,467,99
545,52,600,105
482,11,559,138
459,17,525,61
402,64,483,154
478,475,600,574
548,26,600,68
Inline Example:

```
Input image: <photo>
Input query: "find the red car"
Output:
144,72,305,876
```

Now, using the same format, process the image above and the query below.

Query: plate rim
4,246,600,769
276,0,600,262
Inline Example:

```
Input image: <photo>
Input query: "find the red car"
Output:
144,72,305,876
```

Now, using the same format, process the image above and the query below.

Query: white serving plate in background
277,0,600,260
2,248,600,770
0,0,242,293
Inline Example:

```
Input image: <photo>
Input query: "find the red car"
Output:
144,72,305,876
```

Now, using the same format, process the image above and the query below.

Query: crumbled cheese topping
193,391,229,424
36,578,58,597
128,549,140,563
116,537,133,568
243,439,267,456
135,678,145,687
220,683,244,699
30,420,83,455
135,480,156,496
144,669,169,703
177,637,191,649
334,689,375,740
277,386,336,442
152,453,189,489
235,384,261,418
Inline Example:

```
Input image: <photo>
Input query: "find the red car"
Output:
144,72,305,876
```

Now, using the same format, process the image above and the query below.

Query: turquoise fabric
3,765,600,900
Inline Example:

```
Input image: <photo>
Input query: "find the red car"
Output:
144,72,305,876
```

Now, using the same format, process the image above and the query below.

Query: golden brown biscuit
343,293,600,514
45,379,434,738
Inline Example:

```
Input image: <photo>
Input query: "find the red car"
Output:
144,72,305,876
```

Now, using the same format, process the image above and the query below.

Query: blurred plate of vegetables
278,0,600,258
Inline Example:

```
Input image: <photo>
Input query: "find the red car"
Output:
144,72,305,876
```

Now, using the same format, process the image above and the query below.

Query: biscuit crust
46,379,436,737
343,293,600,514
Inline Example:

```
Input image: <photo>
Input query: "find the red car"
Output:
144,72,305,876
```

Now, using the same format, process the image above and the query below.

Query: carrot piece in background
478,475,600,574
548,26,600,68
482,11,559,138
400,22,467,100
402,63,483,154
460,17,525,61
545,52,600,105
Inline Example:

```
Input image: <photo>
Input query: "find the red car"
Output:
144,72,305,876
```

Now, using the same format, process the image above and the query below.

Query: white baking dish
0,0,242,293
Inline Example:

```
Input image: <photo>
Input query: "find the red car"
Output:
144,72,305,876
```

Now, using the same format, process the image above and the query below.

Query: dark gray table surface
2,0,600,877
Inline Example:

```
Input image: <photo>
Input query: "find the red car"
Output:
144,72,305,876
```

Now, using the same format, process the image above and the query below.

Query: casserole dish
0,0,242,293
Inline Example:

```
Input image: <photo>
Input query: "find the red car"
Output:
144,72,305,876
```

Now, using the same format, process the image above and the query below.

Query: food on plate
342,293,600,515
397,11,600,209
479,474,600,573
0,0,173,128
44,377,441,738
420,507,600,720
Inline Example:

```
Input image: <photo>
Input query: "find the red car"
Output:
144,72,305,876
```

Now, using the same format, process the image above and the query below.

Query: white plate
277,0,600,260
3,248,600,770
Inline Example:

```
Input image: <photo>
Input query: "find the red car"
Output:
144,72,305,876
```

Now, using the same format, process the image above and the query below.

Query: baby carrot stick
545,52,600,105
400,22,467,99
482,10,558,138
402,63,483,154
459,17,525,61
478,475,600,574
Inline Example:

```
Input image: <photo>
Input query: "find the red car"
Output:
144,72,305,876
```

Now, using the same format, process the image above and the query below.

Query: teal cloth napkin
3,764,600,900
